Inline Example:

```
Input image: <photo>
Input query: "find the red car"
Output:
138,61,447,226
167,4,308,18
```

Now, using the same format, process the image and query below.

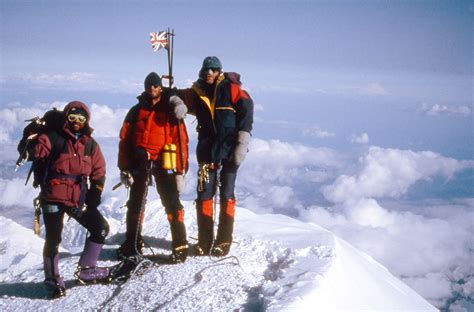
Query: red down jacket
35,101,106,208
118,91,189,174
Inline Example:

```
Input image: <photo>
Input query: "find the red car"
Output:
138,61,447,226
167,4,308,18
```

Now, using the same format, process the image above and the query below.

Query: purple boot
75,239,110,285
44,255,66,298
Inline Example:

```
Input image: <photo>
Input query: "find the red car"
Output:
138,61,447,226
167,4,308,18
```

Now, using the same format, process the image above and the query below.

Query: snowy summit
0,198,435,311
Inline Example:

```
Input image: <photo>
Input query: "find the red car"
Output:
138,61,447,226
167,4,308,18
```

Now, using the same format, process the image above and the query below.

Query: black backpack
17,107,98,187
16,108,69,187
16,108,65,167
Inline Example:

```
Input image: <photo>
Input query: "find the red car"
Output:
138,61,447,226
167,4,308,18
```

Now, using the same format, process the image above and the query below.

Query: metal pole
167,28,185,176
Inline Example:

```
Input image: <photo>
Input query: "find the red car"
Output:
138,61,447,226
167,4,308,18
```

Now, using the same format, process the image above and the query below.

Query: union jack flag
150,31,168,52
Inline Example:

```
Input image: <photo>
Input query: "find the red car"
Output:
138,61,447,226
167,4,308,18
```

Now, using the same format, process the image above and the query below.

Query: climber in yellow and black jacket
173,56,254,257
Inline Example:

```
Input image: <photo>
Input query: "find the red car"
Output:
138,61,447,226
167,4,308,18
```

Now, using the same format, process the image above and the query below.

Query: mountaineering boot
170,244,189,264
75,239,110,285
194,199,214,256
117,236,144,260
118,203,146,259
168,208,188,263
43,254,66,299
210,242,232,257
211,198,235,257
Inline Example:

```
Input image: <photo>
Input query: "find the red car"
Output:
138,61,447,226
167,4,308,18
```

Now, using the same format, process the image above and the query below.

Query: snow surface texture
0,199,436,311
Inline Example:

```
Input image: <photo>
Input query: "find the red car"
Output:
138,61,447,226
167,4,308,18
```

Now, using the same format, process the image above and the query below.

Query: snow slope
0,200,436,311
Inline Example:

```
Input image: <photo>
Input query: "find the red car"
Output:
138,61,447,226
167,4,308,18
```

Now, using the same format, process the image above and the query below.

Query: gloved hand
86,182,103,208
133,147,150,163
175,174,185,193
230,131,251,166
120,170,134,188
170,95,187,119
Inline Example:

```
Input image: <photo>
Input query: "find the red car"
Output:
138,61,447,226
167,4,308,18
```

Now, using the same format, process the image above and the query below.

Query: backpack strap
37,132,66,185
84,137,97,156
46,131,67,160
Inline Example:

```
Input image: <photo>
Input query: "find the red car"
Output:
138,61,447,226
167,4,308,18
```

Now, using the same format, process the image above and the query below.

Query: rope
152,256,240,310
97,257,158,311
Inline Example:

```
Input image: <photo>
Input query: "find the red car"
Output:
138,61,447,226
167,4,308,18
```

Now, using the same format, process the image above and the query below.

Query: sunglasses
67,114,87,124
206,68,221,73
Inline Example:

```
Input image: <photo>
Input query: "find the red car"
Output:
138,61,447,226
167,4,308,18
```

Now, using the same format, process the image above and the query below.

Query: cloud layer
323,146,473,203
3,72,141,94
0,100,472,309
421,103,471,117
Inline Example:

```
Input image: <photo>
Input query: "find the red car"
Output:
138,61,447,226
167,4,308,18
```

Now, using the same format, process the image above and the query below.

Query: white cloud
301,199,474,306
238,138,343,216
421,103,471,117
257,119,335,140
358,82,389,96
350,132,369,144
303,126,336,138
0,178,41,207
0,100,472,308
306,146,474,306
0,101,131,144
323,146,474,203
4,72,141,94
0,102,63,143
89,103,128,138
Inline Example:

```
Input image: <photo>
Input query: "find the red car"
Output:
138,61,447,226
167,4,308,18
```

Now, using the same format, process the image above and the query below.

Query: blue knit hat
201,56,222,70
199,56,223,78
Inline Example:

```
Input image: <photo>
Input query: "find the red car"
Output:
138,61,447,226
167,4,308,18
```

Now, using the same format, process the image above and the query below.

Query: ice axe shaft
112,181,123,191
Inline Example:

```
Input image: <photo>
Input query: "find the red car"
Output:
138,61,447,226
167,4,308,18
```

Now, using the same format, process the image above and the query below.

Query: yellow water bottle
162,144,177,170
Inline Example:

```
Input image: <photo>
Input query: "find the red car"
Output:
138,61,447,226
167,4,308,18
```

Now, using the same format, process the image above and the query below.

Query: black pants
197,160,239,201
195,161,239,250
42,204,109,257
126,167,186,248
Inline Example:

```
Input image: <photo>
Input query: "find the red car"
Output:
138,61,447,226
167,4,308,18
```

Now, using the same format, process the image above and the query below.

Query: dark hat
199,56,223,79
68,107,88,118
201,56,222,71
144,72,162,89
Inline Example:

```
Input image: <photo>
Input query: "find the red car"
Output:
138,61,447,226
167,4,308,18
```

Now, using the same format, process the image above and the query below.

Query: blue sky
0,0,472,183
1,0,472,158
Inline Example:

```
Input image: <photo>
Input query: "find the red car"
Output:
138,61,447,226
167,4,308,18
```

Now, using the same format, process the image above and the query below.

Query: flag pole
166,28,185,177
167,27,173,88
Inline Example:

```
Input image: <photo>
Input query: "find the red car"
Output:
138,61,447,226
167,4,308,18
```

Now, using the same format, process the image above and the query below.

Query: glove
133,147,150,163
170,95,187,119
230,131,251,166
120,170,134,188
86,183,103,208
175,174,185,193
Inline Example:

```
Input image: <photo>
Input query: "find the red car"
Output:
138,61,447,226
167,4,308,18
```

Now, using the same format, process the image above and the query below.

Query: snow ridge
0,200,436,311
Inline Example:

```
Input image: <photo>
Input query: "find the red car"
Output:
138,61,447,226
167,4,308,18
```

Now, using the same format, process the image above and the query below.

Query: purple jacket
35,101,106,208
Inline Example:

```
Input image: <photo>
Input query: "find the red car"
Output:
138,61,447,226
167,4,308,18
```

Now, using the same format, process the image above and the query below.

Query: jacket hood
136,90,170,109
224,72,242,85
137,92,151,104
63,101,91,120
63,101,93,136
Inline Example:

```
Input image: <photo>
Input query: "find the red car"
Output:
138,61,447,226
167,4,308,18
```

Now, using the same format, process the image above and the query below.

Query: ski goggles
204,67,221,73
67,114,87,124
